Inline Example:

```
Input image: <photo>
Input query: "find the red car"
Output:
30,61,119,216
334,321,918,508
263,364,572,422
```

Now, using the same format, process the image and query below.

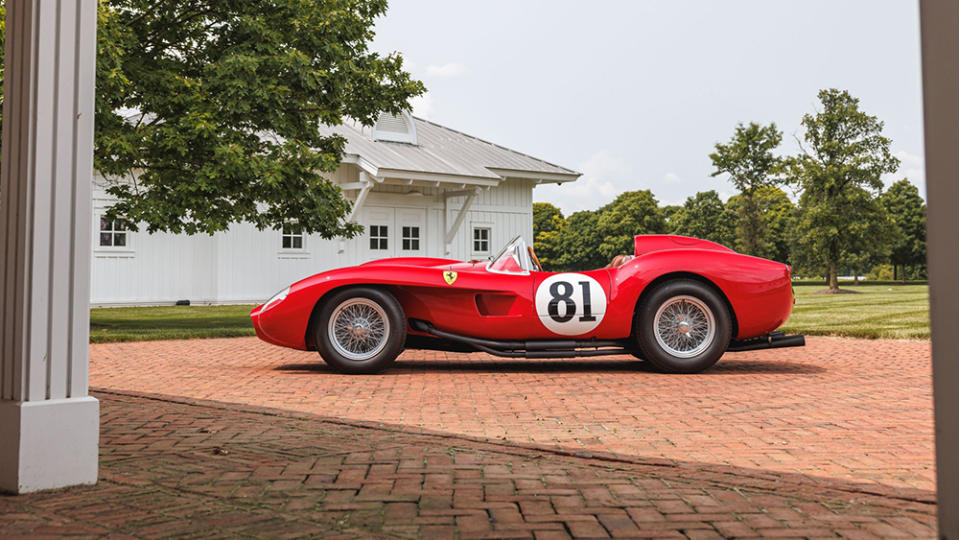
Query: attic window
371,110,418,145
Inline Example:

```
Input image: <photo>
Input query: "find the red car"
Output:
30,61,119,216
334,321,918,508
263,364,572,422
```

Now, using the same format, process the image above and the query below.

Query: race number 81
534,273,607,336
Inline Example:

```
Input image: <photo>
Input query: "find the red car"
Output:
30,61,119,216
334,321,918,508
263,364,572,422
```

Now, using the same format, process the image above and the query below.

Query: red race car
251,234,803,374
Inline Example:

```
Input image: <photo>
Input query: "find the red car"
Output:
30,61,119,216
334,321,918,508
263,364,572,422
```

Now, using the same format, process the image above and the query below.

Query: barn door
362,206,396,261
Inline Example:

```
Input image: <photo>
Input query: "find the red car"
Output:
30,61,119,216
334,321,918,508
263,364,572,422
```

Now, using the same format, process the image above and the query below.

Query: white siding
444,178,534,261
89,173,535,305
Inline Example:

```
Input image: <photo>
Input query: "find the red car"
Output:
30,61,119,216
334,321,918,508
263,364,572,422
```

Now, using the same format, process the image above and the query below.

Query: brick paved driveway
90,336,935,496
1,392,937,539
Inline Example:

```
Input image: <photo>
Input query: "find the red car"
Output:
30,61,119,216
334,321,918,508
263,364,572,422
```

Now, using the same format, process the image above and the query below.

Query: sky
371,1,925,215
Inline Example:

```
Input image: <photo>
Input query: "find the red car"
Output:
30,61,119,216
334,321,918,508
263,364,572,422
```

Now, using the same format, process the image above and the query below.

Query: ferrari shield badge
443,270,458,285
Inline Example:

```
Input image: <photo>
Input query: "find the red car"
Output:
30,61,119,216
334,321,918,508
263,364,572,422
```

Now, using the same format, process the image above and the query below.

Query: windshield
487,236,533,274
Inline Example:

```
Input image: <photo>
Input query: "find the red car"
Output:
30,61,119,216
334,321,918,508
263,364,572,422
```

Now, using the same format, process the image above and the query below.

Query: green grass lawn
89,282,931,343
90,304,256,343
781,282,930,340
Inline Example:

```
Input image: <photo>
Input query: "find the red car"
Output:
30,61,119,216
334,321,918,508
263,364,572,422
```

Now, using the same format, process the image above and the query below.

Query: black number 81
547,281,597,323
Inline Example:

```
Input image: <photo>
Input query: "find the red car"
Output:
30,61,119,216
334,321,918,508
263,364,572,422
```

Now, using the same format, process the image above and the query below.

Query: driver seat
605,254,634,269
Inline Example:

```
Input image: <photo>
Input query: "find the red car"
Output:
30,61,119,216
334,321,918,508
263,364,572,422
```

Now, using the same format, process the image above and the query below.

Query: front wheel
315,287,406,374
635,279,731,373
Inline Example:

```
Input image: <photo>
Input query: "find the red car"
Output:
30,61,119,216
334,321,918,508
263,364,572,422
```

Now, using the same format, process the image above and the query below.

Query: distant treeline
535,89,927,288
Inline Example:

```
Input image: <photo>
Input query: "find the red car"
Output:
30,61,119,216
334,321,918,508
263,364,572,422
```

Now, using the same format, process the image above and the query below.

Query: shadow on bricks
1,391,937,539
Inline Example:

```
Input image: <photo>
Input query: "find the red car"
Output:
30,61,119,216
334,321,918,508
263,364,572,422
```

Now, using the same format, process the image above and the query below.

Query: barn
90,111,581,305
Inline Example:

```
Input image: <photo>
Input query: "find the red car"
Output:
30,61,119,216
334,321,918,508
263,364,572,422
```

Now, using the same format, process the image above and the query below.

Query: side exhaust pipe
409,319,632,359
727,331,805,352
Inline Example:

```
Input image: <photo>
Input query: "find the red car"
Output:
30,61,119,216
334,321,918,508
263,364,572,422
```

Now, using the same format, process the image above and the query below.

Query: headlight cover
263,286,290,311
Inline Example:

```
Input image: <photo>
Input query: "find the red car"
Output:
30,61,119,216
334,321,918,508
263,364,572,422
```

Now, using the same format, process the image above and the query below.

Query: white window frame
278,222,309,259
400,225,421,252
369,224,389,251
472,223,492,256
94,210,134,258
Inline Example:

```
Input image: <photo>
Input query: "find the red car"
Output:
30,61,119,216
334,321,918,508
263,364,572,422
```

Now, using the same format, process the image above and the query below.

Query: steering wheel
528,246,543,272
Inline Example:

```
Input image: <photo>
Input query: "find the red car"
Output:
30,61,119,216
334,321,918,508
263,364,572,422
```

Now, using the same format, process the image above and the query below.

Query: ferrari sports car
251,234,804,374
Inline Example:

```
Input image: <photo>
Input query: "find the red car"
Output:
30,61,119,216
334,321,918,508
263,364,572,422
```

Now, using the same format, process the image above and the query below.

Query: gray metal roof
318,117,580,182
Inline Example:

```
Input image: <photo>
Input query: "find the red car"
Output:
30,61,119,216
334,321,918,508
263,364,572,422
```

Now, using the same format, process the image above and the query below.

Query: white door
362,206,395,261
396,208,426,257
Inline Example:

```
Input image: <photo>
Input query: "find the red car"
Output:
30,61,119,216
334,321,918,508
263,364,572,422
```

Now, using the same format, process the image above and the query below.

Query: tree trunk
854,272,860,285
739,193,764,257
894,264,898,281
828,260,839,291
902,265,908,284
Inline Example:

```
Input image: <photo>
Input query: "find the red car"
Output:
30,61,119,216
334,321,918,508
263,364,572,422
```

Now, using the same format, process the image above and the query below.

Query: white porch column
0,0,99,493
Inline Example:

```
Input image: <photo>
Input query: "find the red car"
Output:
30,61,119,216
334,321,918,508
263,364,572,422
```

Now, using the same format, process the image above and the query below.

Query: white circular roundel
534,273,607,336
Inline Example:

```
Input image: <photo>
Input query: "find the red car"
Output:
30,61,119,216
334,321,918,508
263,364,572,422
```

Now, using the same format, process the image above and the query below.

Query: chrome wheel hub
328,299,389,361
653,295,715,358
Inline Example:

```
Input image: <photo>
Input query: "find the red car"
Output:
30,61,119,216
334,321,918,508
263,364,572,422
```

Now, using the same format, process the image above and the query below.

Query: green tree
669,190,735,247
725,187,795,263
839,187,897,284
880,179,927,281
595,190,666,262
788,89,900,291
533,202,564,234
532,202,566,270
557,210,605,271
1,0,424,237
661,204,683,231
710,122,785,256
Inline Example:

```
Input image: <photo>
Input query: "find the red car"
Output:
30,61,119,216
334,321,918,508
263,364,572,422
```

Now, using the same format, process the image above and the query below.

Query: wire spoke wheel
652,295,716,358
328,298,390,362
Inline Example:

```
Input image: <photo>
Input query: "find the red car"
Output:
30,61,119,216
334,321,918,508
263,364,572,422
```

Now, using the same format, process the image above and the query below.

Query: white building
90,112,580,305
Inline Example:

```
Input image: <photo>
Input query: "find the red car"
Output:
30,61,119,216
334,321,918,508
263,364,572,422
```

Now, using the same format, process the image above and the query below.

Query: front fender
251,262,484,350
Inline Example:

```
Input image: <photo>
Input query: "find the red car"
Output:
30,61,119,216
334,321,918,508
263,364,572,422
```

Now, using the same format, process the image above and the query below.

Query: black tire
635,279,731,373
314,287,406,374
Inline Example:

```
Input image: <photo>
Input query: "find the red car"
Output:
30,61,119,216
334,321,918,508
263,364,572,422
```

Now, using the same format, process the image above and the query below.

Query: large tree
1,0,424,237
880,179,927,281
557,210,605,271
725,187,795,263
661,204,683,231
533,202,563,234
788,89,899,290
710,122,785,256
532,202,565,270
838,187,897,284
595,190,666,262
669,190,735,247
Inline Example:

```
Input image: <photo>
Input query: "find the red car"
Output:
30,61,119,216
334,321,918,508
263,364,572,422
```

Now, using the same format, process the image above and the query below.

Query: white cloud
409,93,433,119
885,150,926,197
534,150,628,214
425,62,467,78
663,172,681,185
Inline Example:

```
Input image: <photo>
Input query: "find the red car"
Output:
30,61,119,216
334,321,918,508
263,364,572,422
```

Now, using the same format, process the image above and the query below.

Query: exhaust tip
409,319,433,333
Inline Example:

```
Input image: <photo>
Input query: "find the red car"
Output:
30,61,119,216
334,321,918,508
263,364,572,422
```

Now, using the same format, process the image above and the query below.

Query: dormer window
371,110,418,145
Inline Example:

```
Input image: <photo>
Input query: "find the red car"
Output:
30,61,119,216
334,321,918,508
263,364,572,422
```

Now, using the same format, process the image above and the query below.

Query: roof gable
319,116,580,183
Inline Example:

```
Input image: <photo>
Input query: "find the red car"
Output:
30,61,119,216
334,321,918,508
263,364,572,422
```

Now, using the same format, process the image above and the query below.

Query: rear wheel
315,287,406,374
635,279,731,373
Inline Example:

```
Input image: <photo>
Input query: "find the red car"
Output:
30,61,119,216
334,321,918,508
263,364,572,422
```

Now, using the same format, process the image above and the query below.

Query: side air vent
372,110,418,144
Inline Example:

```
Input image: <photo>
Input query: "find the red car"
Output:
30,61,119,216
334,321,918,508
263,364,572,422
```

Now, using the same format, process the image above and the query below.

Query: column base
0,396,99,494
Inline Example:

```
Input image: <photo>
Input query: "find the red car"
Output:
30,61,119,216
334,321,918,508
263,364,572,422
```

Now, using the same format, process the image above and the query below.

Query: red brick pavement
0,392,938,538
89,336,936,495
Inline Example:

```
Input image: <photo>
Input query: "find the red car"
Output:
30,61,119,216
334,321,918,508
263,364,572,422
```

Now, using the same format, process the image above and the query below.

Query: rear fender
606,249,792,340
